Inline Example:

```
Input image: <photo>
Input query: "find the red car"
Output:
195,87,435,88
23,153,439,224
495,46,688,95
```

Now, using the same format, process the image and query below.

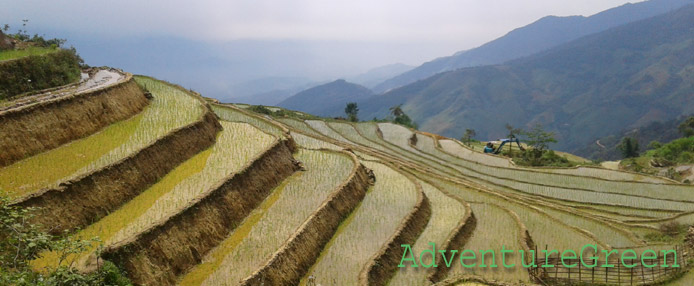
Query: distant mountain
278,79,374,117
348,63,413,89
222,76,319,105
373,0,694,93
359,4,694,155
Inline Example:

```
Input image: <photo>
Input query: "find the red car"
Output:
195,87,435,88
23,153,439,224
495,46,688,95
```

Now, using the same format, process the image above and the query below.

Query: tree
389,104,417,129
344,102,359,122
504,124,523,153
617,137,640,158
461,129,476,146
523,124,557,153
678,116,694,137
389,104,404,118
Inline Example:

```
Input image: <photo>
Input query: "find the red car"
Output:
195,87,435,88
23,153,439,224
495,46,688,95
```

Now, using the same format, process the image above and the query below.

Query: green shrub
0,196,131,286
0,49,81,100
650,136,694,164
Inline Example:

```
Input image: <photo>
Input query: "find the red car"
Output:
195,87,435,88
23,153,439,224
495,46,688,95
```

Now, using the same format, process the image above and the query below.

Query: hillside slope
360,4,694,154
278,79,373,117
373,0,694,93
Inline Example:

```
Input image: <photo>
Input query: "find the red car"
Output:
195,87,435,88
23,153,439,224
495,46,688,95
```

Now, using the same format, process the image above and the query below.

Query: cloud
2,0,641,47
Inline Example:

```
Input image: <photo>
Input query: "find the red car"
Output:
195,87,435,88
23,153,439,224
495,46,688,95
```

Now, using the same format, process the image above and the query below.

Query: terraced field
4,76,694,286
179,149,354,285
32,121,274,270
303,161,419,285
0,76,203,200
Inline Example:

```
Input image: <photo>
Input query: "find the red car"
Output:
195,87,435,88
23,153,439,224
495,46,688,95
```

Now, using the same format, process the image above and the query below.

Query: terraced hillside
1,72,693,286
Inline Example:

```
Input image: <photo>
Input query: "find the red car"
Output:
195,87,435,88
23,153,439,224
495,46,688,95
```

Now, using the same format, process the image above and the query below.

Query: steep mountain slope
576,116,690,160
348,63,413,89
278,79,373,117
360,4,694,154
373,0,694,93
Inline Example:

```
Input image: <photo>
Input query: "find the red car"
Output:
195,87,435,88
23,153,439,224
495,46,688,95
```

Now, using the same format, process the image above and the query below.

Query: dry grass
302,161,418,286
179,149,354,286
0,76,203,199
31,122,274,270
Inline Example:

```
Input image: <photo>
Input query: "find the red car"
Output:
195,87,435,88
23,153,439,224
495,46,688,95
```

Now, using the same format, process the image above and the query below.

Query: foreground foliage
0,196,131,286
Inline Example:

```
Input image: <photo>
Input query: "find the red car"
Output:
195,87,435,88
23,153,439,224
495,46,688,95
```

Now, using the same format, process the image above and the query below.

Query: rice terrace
3,1,694,285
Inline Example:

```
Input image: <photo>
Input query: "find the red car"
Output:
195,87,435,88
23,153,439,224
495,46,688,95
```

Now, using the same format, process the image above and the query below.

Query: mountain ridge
373,0,694,93
278,79,374,117
358,4,694,156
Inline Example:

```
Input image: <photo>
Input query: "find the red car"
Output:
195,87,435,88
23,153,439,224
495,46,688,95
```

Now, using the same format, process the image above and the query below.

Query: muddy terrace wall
102,138,302,286
241,151,374,286
359,170,432,286
0,73,149,167
14,84,222,234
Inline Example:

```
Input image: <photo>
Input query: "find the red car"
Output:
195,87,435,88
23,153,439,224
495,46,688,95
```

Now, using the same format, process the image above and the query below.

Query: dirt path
600,160,620,170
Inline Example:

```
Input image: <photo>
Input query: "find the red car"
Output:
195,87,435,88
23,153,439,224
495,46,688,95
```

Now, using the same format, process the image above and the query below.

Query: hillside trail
0,68,125,112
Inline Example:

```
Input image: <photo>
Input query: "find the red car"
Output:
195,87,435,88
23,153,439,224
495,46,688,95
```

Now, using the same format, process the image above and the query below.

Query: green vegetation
0,49,82,100
618,137,640,158
344,102,359,122
678,116,694,137
0,196,131,286
0,46,56,61
507,124,573,167
650,136,694,165
461,128,477,146
616,116,694,179
389,104,417,129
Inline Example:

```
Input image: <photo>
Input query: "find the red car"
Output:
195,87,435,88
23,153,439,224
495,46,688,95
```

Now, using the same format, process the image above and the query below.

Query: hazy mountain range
356,4,694,155
372,0,694,93
278,79,374,117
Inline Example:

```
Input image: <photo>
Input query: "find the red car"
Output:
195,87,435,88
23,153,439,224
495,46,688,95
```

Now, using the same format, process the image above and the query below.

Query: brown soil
15,107,222,234
102,139,301,286
0,75,149,167
240,151,374,286
359,172,432,286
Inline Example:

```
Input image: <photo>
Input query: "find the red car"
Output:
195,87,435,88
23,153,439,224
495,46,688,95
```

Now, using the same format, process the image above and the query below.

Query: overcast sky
1,0,647,97
3,1,642,57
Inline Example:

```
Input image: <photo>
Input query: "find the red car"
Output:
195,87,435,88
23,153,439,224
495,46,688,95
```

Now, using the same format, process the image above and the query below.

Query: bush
650,136,694,164
0,196,131,285
512,149,574,167
0,49,82,100
659,221,684,237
